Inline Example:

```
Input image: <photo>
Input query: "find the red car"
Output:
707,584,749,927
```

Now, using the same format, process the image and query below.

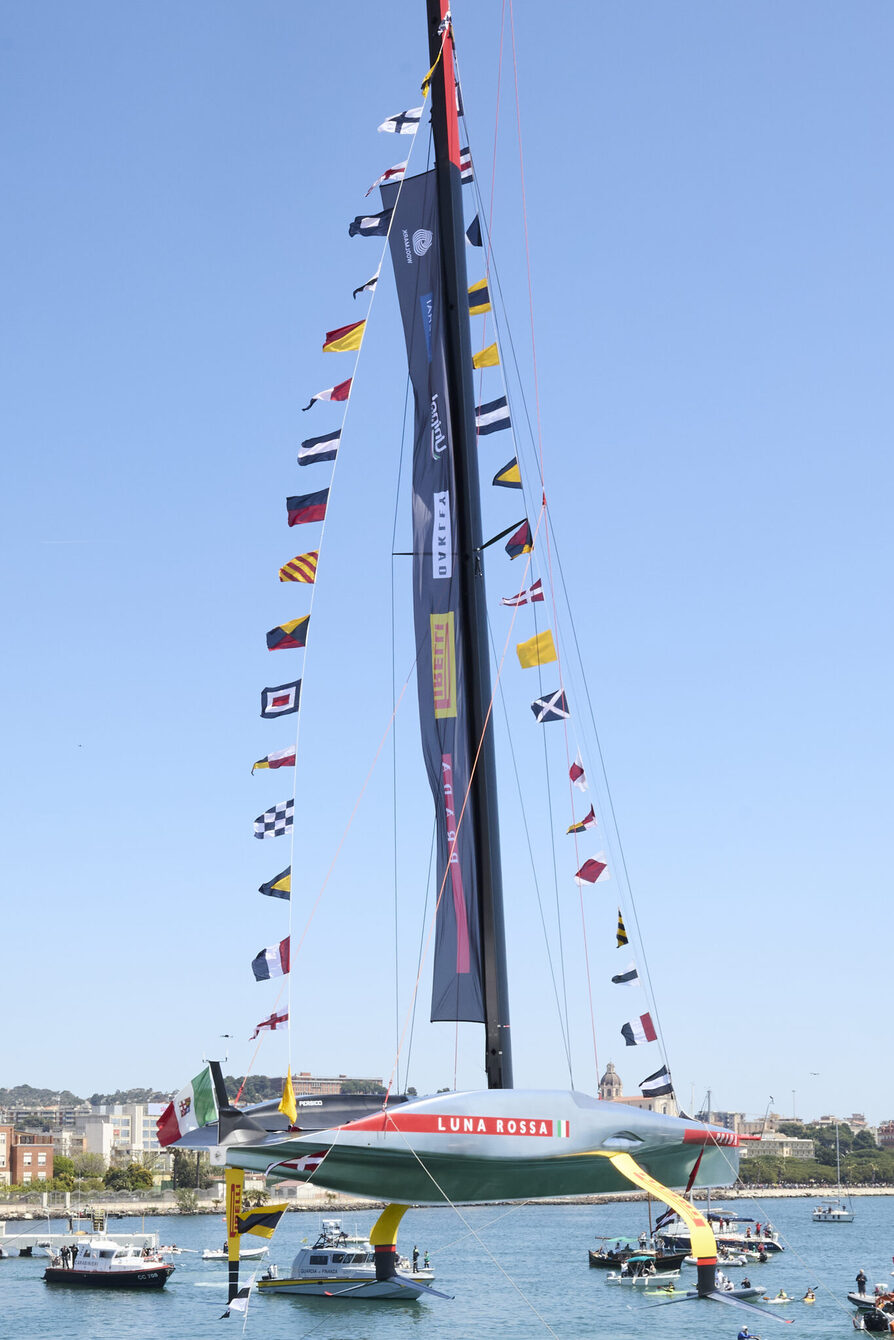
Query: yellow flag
322,320,365,353
472,342,499,368
278,1068,298,1124
516,629,557,669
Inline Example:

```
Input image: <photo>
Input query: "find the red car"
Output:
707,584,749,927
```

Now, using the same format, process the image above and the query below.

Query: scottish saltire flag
260,681,301,718
251,936,290,980
298,430,340,466
501,578,543,608
640,1065,674,1098
349,210,392,238
237,1205,288,1239
566,804,597,834
622,1012,657,1046
472,342,499,368
616,909,628,947
366,161,407,195
287,489,328,526
505,518,533,559
468,278,491,314
259,867,291,900
302,378,351,411
611,961,639,986
493,457,521,489
466,214,483,248
574,856,608,885
250,1010,288,1040
569,751,588,791
253,799,294,839
279,552,319,583
516,629,557,668
378,107,423,134
530,689,570,723
476,395,510,435
323,320,365,352
156,1067,218,1147
252,746,296,774
460,145,473,182
266,616,309,652
352,274,378,300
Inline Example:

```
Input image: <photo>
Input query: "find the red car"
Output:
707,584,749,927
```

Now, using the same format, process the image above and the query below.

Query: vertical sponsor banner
225,1166,244,1302
383,171,485,1022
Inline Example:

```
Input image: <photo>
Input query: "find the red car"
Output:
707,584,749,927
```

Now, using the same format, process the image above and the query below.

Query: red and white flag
574,855,609,885
251,745,297,774
252,937,290,981
250,1010,289,1041
501,578,544,608
569,752,588,791
366,160,408,195
622,1012,657,1046
302,377,352,411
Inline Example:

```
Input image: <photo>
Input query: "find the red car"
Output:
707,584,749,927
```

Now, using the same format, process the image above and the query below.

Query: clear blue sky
2,2,891,1125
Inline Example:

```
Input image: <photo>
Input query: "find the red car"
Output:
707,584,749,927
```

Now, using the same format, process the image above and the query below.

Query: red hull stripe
683,1128,740,1147
339,1111,564,1137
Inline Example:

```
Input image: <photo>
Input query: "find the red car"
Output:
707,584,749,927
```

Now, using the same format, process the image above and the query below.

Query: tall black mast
425,0,513,1089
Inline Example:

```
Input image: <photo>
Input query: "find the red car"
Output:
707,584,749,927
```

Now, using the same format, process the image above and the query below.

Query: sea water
1,1194,891,1340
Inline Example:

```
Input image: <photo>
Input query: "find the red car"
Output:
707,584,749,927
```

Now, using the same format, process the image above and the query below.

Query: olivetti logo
413,228,433,256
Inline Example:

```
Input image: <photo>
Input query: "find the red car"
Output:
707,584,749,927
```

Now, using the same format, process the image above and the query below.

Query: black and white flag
640,1065,674,1098
298,429,340,467
530,689,570,724
475,395,511,435
352,274,378,300
253,799,294,839
349,209,392,238
378,107,423,134
611,961,640,987
220,1281,253,1318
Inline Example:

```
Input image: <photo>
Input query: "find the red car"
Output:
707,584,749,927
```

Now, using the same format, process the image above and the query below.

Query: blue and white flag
253,799,294,839
530,689,570,724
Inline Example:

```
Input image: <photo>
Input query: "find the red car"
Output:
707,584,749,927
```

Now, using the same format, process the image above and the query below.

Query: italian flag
156,1067,219,1147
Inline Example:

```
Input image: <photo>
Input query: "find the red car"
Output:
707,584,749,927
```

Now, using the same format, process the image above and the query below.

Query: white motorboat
257,1219,435,1299
813,1126,854,1222
203,1241,269,1261
43,1238,174,1289
606,1268,681,1286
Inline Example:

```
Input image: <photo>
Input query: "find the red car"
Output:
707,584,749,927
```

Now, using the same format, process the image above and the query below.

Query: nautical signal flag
279,1068,298,1124
250,1010,288,1040
287,490,328,526
468,278,492,314
379,106,423,134
505,519,533,559
516,628,557,669
621,1012,657,1047
566,804,597,835
252,746,297,774
259,867,291,900
616,910,628,947
253,799,294,839
574,856,608,885
476,395,511,435
493,458,521,489
501,578,543,608
302,378,351,411
570,752,588,791
611,961,639,986
279,552,319,583
466,214,483,248
237,1205,288,1239
251,936,290,980
530,689,570,723
322,320,365,353
640,1065,674,1098
366,161,407,194
220,1284,251,1320
460,145,474,182
353,274,378,300
473,342,499,368
266,616,309,652
348,210,392,238
261,681,301,718
299,430,340,466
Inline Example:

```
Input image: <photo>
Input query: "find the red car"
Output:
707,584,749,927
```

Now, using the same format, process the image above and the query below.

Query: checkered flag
253,799,294,839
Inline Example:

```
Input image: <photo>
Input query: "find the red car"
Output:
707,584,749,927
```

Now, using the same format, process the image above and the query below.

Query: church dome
598,1062,623,1100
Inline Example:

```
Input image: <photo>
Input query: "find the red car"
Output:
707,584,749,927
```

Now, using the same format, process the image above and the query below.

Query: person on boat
758,1249,768,1263
745,1228,752,1239
774,1290,789,1301
742,1277,752,1288
858,1271,869,1296
803,1288,816,1302
738,1327,754,1339
412,1245,419,1271
71,1245,78,1266
423,1251,430,1269
755,1222,762,1236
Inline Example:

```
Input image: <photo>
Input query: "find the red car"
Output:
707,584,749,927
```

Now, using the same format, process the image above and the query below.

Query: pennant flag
260,680,301,718
259,867,291,900
501,578,544,608
302,378,351,411
366,161,407,195
566,804,597,834
237,1205,288,1240
621,1012,657,1046
472,342,499,368
220,1283,251,1319
505,518,533,559
468,278,492,314
476,395,510,435
156,1066,218,1147
574,856,608,885
493,457,522,489
252,746,297,774
460,145,473,182
279,552,319,583
352,274,378,300
266,617,309,652
378,106,423,134
616,909,628,947
322,320,365,353
278,1067,298,1124
466,214,483,248
348,209,392,239
611,961,639,986
250,1010,288,1040
298,430,340,466
251,936,290,980
253,799,294,839
530,688,570,723
640,1064,674,1098
287,489,328,526
516,628,557,668
570,751,588,791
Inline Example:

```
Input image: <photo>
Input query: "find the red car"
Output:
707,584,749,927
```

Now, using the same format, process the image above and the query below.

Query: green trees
171,1149,213,1189
102,1163,155,1191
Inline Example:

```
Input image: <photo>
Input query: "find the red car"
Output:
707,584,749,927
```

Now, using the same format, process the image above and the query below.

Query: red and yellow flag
279,552,319,583
322,320,365,353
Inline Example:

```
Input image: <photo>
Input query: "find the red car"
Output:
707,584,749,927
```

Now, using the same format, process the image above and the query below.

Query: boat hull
258,1274,431,1299
43,1264,174,1289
